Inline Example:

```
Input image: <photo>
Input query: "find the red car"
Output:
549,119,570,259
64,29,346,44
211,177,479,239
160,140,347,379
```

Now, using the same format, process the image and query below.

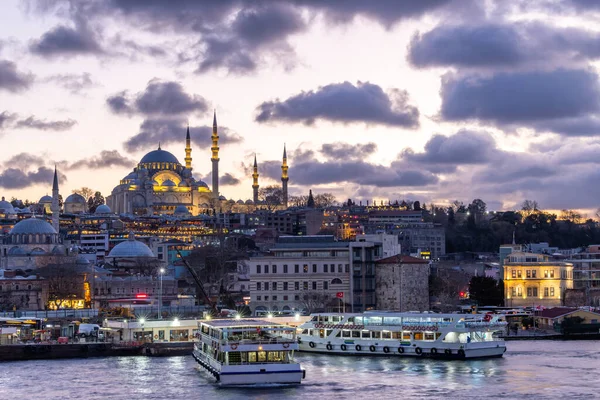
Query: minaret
51,165,60,232
211,111,220,198
184,124,192,170
252,154,259,203
281,144,289,208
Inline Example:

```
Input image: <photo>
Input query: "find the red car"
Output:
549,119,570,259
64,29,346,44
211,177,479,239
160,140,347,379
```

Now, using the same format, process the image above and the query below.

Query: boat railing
200,333,295,346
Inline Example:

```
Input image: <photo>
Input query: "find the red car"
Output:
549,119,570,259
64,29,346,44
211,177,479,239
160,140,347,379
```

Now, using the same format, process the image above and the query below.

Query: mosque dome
245,199,254,205
8,247,26,256
178,181,189,187
140,148,180,165
108,233,154,258
65,193,87,204
162,179,176,187
9,218,57,235
31,248,47,255
196,181,209,189
95,204,111,214
0,197,15,214
236,199,244,205
174,205,190,215
228,199,235,204
39,195,53,203
219,195,227,201
76,254,90,265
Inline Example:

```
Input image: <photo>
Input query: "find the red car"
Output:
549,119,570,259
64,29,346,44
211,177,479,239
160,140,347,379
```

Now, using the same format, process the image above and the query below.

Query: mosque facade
106,113,289,216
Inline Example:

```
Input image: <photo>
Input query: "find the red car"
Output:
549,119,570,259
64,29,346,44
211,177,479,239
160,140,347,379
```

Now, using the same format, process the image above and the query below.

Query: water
0,341,598,399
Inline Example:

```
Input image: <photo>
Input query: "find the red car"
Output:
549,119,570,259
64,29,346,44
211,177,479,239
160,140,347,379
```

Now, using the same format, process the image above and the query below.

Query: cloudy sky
1,0,599,213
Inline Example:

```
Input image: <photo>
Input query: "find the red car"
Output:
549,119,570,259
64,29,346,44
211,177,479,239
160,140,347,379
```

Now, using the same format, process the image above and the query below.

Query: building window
265,265,269,274
273,265,278,274
517,287,522,296
517,270,522,278
324,281,329,290
256,265,261,274
295,265,299,273
526,270,531,278
264,296,269,301
256,282,261,291
532,270,537,278
511,287,516,297
303,282,308,290
272,282,277,291
283,264,288,273
303,264,309,273
544,270,548,278
512,270,516,279
283,282,288,290
295,282,299,290
550,270,555,278
312,281,317,290
527,287,532,297
345,264,349,273
338,264,343,273
256,296,261,301
324,264,328,273
312,264,317,273
550,287,555,297
273,296,278,301
533,287,538,297
544,287,549,297
294,295,299,301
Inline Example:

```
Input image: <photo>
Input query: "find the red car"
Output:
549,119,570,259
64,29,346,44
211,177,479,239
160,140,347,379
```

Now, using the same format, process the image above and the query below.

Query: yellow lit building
504,252,573,308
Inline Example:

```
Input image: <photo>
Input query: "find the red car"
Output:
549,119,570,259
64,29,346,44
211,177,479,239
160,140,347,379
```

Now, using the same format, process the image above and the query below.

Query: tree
521,200,540,218
298,291,329,313
73,187,95,200
413,200,421,211
258,185,283,211
289,195,308,207
88,191,105,213
314,192,337,208
37,263,86,309
468,277,504,307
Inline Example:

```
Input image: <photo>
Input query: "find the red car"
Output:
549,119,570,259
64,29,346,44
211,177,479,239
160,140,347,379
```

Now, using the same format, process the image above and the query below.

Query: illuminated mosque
106,113,289,216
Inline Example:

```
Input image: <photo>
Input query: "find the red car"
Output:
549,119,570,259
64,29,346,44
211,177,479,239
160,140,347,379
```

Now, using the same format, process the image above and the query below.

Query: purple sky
1,0,600,214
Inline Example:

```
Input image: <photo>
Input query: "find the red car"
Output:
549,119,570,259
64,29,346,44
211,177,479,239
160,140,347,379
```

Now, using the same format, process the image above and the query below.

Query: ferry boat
297,311,507,359
192,319,305,385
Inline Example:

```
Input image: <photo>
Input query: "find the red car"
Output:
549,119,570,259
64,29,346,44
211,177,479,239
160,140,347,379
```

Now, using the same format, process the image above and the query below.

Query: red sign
336,292,344,298
135,294,148,298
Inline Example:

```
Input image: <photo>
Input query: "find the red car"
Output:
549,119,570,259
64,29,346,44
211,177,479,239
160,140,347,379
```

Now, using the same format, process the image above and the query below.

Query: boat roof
200,319,283,328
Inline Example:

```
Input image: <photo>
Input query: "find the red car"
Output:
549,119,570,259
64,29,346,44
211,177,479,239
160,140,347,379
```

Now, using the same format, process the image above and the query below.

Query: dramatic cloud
107,80,209,117
2,152,46,170
0,167,62,190
321,142,378,160
14,116,77,131
64,150,135,170
0,60,34,92
440,69,600,124
45,73,94,94
399,130,497,173
256,81,419,127
409,22,600,69
0,111,17,130
29,23,102,57
220,173,241,186
124,118,242,152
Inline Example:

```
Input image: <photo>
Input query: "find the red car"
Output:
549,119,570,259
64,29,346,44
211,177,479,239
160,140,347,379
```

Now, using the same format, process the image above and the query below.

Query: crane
175,248,219,315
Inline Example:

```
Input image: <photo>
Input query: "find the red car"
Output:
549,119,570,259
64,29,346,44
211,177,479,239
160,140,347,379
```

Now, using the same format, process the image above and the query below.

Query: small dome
39,195,53,203
123,171,137,180
8,247,26,256
174,205,190,215
30,248,47,255
228,199,235,204
17,206,31,213
0,197,15,214
140,148,180,165
197,181,209,189
65,193,87,204
178,181,189,187
9,218,57,235
108,233,154,258
162,179,176,187
219,195,227,201
245,199,253,205
76,254,90,265
95,204,111,214
236,199,244,204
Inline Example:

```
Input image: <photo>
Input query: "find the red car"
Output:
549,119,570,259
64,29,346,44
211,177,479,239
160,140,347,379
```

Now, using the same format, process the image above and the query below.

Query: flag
336,292,344,298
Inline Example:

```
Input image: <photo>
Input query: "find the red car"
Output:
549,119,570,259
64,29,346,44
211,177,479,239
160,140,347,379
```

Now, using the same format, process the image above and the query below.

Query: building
503,252,574,308
349,237,385,312
0,269,48,311
247,236,351,314
64,193,87,214
375,255,430,312
566,245,600,306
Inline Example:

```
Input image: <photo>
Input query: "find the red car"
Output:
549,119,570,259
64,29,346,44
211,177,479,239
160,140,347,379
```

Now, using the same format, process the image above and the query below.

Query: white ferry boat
192,319,306,385
297,312,507,359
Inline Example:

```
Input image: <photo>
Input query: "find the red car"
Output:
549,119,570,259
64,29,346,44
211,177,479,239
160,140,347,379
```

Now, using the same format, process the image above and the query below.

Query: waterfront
0,341,598,399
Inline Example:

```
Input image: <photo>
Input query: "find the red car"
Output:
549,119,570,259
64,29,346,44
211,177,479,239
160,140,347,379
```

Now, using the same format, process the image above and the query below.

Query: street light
158,268,165,320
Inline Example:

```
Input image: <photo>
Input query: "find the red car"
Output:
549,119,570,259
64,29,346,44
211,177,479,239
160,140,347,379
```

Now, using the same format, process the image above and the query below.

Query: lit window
550,287,555,296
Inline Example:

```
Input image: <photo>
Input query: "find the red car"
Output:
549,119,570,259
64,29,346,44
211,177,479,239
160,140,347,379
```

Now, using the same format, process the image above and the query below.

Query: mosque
106,112,289,216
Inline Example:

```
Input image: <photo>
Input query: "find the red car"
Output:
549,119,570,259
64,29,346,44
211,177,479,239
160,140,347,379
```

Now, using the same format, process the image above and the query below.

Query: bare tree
72,187,95,200
37,263,86,309
298,291,329,313
521,200,540,218
258,185,283,211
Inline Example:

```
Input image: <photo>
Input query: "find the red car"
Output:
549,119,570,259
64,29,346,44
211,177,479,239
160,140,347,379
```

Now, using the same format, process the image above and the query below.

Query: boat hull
193,349,304,385
298,340,506,359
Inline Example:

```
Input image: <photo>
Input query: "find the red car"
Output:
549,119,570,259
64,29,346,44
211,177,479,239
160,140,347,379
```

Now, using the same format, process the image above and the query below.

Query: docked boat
297,311,507,359
192,319,305,385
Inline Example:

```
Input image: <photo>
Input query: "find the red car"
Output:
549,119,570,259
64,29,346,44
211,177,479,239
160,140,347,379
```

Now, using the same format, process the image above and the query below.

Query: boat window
402,332,411,341
372,331,381,339
361,331,370,339
302,329,309,334
436,333,442,340
352,330,360,338
384,317,401,326
347,317,355,323
414,332,423,341
268,351,285,362
381,331,391,339
392,332,401,339
342,330,351,338
257,351,267,362
365,316,382,325
248,352,257,362
424,332,435,341
355,317,363,325
335,331,342,337
324,329,331,337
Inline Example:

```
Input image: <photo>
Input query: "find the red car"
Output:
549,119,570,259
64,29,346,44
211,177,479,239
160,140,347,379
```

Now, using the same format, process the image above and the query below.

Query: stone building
375,255,430,312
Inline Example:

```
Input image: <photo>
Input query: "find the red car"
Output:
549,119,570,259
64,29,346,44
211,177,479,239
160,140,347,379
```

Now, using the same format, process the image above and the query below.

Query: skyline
1,1,600,214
